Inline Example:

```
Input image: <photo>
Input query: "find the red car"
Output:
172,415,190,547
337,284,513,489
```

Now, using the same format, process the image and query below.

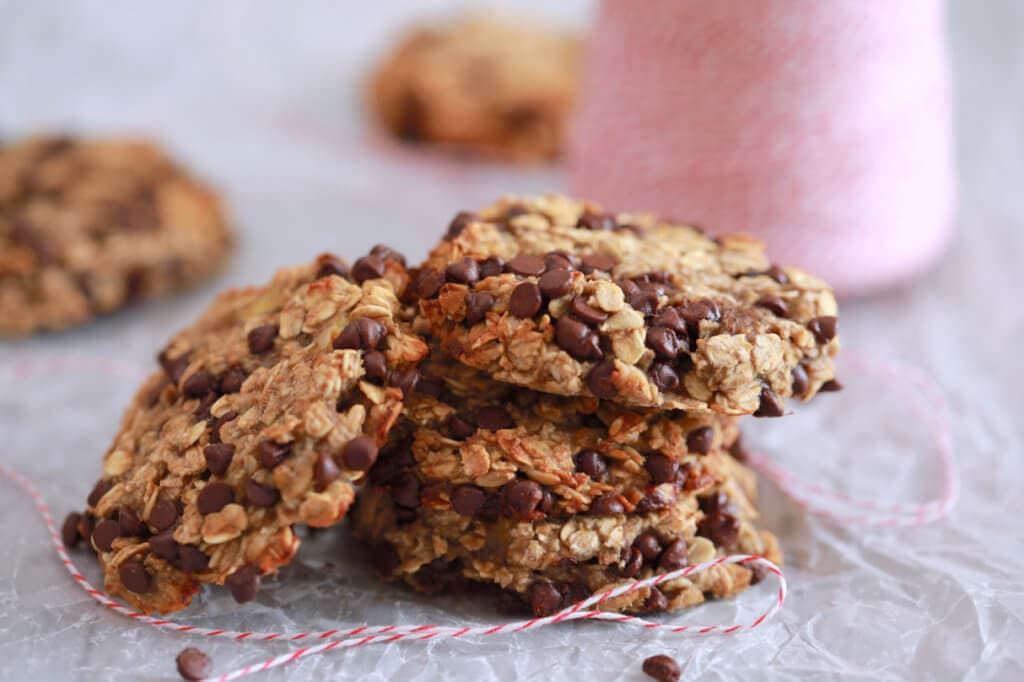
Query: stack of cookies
69,194,838,618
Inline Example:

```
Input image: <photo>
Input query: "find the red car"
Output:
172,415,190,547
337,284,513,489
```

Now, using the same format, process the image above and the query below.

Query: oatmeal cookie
368,16,582,161
413,194,840,414
0,135,233,335
68,248,429,613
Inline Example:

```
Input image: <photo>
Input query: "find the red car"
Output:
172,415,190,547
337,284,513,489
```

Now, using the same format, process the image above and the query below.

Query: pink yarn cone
567,0,956,297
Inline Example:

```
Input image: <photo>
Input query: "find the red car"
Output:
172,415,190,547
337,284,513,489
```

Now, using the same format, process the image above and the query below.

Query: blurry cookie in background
0,136,233,336
367,15,583,162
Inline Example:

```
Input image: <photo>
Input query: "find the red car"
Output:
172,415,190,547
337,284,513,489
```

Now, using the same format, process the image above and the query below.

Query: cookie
0,135,232,336
68,248,429,613
413,194,840,414
368,16,582,161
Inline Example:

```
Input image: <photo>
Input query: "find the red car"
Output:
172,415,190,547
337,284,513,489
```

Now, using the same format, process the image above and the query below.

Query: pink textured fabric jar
567,0,955,297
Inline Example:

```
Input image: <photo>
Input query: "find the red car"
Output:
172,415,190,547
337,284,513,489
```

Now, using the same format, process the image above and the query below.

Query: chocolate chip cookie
0,136,233,336
413,194,840,414
368,16,582,161
67,248,429,613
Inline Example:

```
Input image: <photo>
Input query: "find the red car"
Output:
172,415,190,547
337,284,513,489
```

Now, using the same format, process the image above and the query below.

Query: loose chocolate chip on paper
245,479,280,508
257,440,290,469
342,435,379,471
505,254,546,277
196,482,234,515
754,386,785,418
808,315,838,343
791,363,810,397
92,519,120,552
179,545,210,573
642,654,681,682
118,507,146,537
182,370,213,398
574,449,608,481
588,492,625,515
464,291,495,325
570,295,608,325
538,268,573,298
586,359,617,399
314,451,341,489
476,405,514,431
686,426,714,455
62,512,82,548
119,560,153,594
246,324,279,354
508,281,543,318
176,647,212,681
351,254,386,283
451,485,487,516
645,452,679,485
226,565,261,603
445,257,479,285
204,443,235,475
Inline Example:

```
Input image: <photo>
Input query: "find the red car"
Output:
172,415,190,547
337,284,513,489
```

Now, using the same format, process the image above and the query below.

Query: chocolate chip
620,280,659,315
508,281,543,318
176,647,212,681
179,545,210,572
370,244,405,266
767,265,789,284
728,436,749,462
451,485,486,516
634,532,662,561
579,252,617,274
464,292,495,324
586,359,617,399
544,251,574,271
159,352,190,384
119,560,153,593
538,268,573,299
192,392,217,420
555,315,603,360
388,366,420,396
635,487,674,513
652,307,688,335
362,350,388,382
820,378,843,392
677,301,716,335
226,565,260,603
246,324,279,354
528,581,563,616
62,512,82,548
118,507,146,537
218,367,247,394
686,426,714,455
588,492,625,515
808,315,838,343
698,491,730,515
575,449,608,481
258,440,290,468
621,547,643,578
351,254,385,283
754,386,785,418
371,542,401,575
500,480,544,520
369,442,413,485
657,539,688,571
642,654,681,682
315,255,349,280
645,452,678,485
245,479,280,508
445,257,479,285
476,405,514,431
391,472,421,509
204,443,235,475
648,362,680,391
791,363,809,397
561,582,591,607
197,482,234,515
92,519,120,552
642,588,669,614
505,254,546,277
334,317,388,350
411,267,444,299
569,296,609,325
447,414,477,440
415,378,443,398
576,211,616,231
645,326,680,359
149,530,179,561
314,451,341,490
697,511,740,548
444,211,476,240
478,256,504,278
182,370,213,398
342,435,379,471
756,295,788,317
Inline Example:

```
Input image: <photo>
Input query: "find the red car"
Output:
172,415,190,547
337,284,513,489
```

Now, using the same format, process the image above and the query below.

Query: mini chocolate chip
588,492,625,515
476,405,514,431
697,511,740,548
478,256,504,278
500,480,543,520
686,426,714,455
791,363,810,397
642,654,681,682
646,326,680,359
412,267,445,299
648,362,680,391
464,291,495,325
313,451,341,490
505,254,546,277
570,296,609,325
226,565,261,603
621,546,643,578
245,479,280,508
576,211,615,231
657,539,688,571
820,378,843,392
246,324,279,354
754,386,785,418
362,350,388,383
176,647,212,681
544,251,574,271
149,530,179,561
575,449,608,481
182,370,213,398
444,211,476,240
451,485,486,516
119,560,153,593
555,315,603,360
258,440,290,468
767,265,789,284
528,581,563,616
586,359,617,399
634,532,663,562
334,317,388,350
159,352,190,384
315,255,349,280
342,435,379,471
508,281,543,318
643,589,669,614
445,257,479,285
538,268,573,298
148,500,178,532
447,414,477,440
808,315,838,343
218,367,247,394
62,512,83,548
179,545,210,573
579,252,617,273
371,542,401,575
118,507,146,537
92,519,120,552
197,482,234,515
645,452,678,485
756,295,788,317
653,307,688,335
351,254,385,283
203,443,235,475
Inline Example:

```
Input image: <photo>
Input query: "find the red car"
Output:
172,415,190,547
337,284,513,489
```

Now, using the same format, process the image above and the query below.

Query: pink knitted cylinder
567,0,955,297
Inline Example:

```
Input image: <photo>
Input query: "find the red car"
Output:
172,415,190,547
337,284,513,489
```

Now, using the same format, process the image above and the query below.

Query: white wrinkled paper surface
1,2,1022,680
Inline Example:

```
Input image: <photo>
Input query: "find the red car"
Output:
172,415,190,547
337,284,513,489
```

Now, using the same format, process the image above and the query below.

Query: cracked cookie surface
0,136,232,335
414,194,840,414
